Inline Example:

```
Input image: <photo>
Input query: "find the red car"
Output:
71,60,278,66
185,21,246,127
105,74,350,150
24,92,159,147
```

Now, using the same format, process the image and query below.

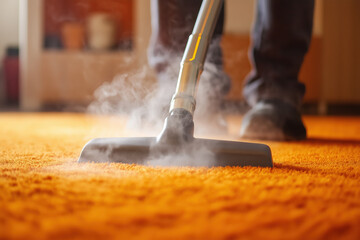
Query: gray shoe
240,100,306,141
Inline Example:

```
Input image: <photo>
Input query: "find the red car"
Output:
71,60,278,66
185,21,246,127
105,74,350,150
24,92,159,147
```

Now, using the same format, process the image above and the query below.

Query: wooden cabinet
19,0,151,110
321,0,360,104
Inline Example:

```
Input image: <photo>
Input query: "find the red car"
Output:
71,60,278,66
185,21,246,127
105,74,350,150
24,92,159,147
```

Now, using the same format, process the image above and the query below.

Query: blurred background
0,0,359,114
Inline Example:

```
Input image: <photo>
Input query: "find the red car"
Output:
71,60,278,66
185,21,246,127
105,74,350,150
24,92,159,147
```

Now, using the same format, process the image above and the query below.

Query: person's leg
147,0,230,119
241,0,314,140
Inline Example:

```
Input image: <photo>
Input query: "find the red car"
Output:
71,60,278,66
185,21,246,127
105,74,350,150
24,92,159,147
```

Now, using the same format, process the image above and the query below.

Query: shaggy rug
0,113,359,240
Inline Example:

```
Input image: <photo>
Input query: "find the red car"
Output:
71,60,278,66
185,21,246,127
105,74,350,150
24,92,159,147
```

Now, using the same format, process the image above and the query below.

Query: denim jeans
148,0,314,109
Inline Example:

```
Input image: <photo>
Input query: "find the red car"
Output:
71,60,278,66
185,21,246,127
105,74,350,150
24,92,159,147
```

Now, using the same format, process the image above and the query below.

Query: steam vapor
86,41,231,166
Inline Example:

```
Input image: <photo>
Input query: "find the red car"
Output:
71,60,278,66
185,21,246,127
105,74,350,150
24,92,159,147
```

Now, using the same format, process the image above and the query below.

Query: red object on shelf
3,56,19,103
61,22,85,49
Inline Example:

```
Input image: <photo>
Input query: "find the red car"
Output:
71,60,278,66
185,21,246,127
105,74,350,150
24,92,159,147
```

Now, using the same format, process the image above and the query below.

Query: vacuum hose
170,0,223,115
157,0,223,145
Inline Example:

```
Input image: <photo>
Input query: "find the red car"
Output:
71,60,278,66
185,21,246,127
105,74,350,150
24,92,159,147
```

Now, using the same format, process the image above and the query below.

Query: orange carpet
0,113,359,240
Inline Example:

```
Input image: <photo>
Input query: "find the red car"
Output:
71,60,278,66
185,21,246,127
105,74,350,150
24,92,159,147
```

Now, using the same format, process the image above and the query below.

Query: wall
0,0,19,60
0,0,19,105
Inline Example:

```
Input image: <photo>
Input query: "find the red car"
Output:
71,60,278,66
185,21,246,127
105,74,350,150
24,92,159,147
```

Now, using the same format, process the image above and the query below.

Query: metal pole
169,0,223,115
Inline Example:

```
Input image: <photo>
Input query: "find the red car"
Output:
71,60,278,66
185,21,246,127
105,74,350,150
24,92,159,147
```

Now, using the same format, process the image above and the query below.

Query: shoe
239,100,306,141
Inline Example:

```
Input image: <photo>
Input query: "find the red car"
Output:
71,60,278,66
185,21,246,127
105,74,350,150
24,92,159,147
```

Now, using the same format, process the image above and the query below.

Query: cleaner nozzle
79,107,273,167
156,109,195,145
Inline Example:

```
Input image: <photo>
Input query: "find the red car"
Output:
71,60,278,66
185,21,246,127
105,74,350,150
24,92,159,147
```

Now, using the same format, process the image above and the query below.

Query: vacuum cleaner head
78,137,272,167
79,109,273,167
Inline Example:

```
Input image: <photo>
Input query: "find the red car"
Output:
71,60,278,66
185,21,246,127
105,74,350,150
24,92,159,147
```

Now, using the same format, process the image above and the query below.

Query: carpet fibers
0,113,359,240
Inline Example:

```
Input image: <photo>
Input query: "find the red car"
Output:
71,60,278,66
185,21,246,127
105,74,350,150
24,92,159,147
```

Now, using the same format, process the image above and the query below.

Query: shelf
20,0,151,110
43,0,133,51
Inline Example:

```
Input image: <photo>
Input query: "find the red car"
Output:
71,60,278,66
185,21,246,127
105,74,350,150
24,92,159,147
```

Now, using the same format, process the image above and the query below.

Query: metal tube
169,0,223,114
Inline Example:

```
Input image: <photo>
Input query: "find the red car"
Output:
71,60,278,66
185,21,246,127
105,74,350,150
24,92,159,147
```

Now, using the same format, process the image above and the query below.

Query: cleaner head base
78,136,273,167
78,109,273,168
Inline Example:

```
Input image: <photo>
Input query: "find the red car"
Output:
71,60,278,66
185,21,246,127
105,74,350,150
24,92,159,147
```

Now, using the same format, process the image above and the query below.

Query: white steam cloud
85,42,231,167
146,143,216,167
